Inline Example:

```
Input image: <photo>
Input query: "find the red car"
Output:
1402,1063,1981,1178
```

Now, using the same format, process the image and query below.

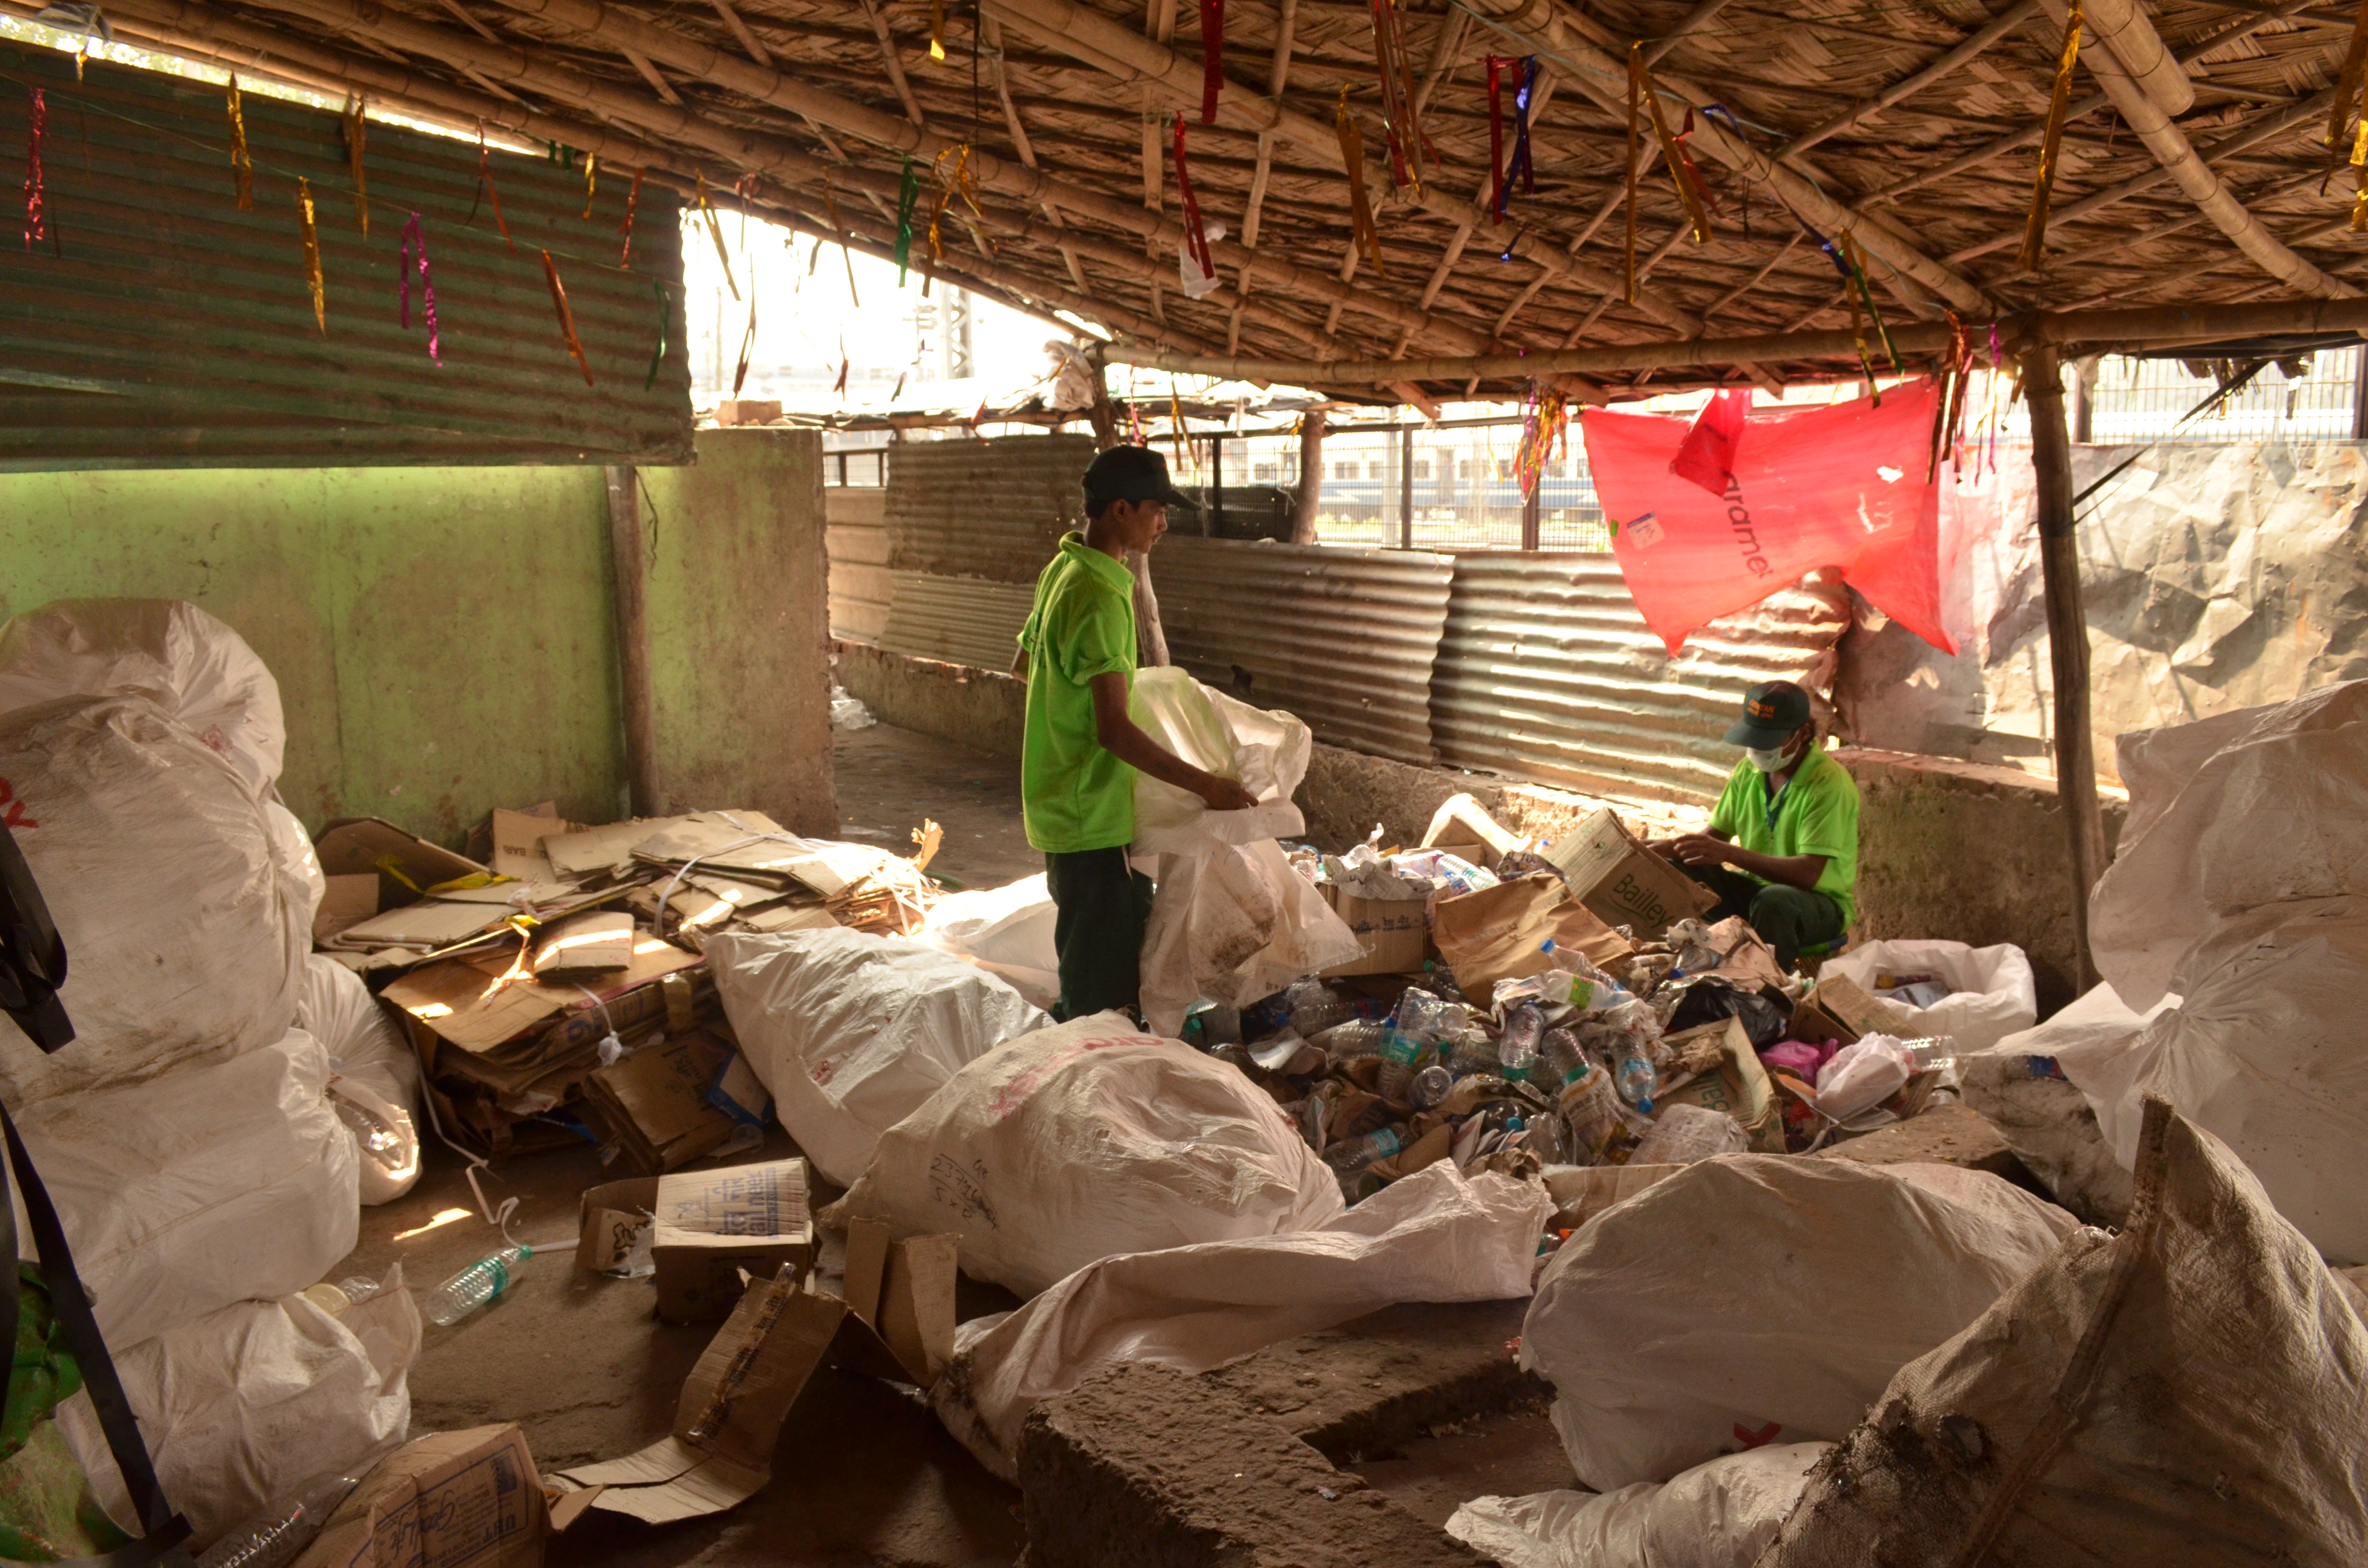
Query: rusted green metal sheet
0,45,692,467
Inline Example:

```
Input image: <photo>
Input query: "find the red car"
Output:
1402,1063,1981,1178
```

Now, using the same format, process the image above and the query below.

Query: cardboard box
1420,792,1525,867
295,1424,546,1568
314,817,487,905
1317,884,1431,977
1790,974,1913,1048
1542,808,1716,937
1431,874,1636,1000
577,1157,813,1322
1655,1017,1785,1154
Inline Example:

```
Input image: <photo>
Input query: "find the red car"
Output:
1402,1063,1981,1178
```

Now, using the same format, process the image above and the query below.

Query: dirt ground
333,722,1560,1567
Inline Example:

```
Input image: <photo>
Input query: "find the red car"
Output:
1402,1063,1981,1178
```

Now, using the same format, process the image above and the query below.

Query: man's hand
1663,833,1733,868
1196,777,1260,813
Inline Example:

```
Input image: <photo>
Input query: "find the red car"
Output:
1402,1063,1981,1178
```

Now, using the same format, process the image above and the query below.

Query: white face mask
1744,741,1798,773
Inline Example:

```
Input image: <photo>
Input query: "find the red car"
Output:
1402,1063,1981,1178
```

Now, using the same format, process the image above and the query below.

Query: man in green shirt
1651,680,1858,969
1012,445,1257,1022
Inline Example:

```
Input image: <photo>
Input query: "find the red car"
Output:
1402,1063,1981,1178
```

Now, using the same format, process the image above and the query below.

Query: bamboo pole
1102,296,2368,385
605,467,663,818
1291,412,1327,544
2022,345,2105,993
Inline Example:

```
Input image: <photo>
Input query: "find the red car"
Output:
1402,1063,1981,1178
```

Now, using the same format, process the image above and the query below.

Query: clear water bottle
1613,1046,1658,1114
336,1275,382,1306
1447,1026,1499,1077
1283,979,1352,1037
1407,1063,1454,1110
424,1244,531,1327
1316,1018,1388,1062
1322,1126,1402,1173
1497,1002,1545,1083
1376,1028,1425,1102
194,1470,365,1568
1539,1027,1587,1087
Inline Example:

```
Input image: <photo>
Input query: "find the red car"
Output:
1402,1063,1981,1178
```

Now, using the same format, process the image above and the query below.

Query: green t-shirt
1706,742,1860,929
1019,534,1139,853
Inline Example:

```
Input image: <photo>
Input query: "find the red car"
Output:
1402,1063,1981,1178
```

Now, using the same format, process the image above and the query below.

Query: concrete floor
333,723,1559,1567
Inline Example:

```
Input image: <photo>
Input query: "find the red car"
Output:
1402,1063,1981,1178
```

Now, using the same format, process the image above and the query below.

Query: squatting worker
1011,445,1258,1022
1649,680,1860,970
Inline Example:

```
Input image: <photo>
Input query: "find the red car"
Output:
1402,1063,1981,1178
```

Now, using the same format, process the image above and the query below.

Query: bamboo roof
40,0,2368,397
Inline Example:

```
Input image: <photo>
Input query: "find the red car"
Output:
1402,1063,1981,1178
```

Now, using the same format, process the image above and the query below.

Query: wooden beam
709,0,772,67
858,0,929,129
1778,0,2042,159
2021,343,2104,992
606,466,662,819
1643,0,1744,63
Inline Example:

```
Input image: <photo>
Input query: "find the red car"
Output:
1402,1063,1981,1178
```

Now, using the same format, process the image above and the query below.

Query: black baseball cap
1725,680,1812,747
1083,444,1192,509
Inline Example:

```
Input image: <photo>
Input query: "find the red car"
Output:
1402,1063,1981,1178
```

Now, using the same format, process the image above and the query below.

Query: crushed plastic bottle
1613,1045,1658,1114
1407,1063,1454,1111
1282,979,1353,1038
424,1244,531,1327
194,1470,366,1568
1392,988,1466,1046
1376,1027,1425,1102
1496,1001,1545,1083
1539,1027,1587,1087
1315,1018,1388,1062
1321,1126,1403,1173
1447,1026,1499,1078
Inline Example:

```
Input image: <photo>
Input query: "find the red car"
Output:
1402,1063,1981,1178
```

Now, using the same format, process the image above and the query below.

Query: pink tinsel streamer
399,211,441,365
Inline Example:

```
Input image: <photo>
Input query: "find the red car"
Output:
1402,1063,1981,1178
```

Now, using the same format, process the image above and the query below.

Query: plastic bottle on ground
1448,1026,1499,1077
1497,1002,1545,1083
1613,1045,1658,1114
1283,979,1352,1038
1321,1126,1403,1173
424,1244,531,1327
1408,1063,1454,1110
1376,1027,1425,1102
194,1471,365,1568
1316,1018,1388,1062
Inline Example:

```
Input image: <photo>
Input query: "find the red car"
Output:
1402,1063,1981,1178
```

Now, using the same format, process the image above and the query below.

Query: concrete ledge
1203,1300,1543,1461
1018,1362,1484,1568
836,640,1025,759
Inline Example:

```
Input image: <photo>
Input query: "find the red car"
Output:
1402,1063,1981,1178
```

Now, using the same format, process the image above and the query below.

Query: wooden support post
1208,433,1225,537
1129,550,1171,666
2352,343,2368,441
1291,410,1326,544
1399,426,1415,550
2024,345,2106,992
1520,478,1542,551
604,466,662,818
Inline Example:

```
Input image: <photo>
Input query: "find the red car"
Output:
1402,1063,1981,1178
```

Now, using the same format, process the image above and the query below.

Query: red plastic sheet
1582,380,1957,655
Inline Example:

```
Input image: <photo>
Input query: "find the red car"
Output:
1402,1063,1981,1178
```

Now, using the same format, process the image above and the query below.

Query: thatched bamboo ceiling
33,0,2368,396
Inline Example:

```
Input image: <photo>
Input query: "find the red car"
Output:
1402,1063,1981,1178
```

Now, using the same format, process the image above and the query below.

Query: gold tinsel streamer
2329,0,2368,175
927,144,989,262
1335,90,1386,278
540,249,595,387
1640,64,1712,243
695,173,740,300
2017,0,2082,271
226,74,252,210
929,0,947,61
343,93,368,236
296,177,324,332
2350,121,2368,232
581,153,597,220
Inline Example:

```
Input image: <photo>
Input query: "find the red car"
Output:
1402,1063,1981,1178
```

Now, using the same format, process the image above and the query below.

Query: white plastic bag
1759,1101,2368,1568
266,800,326,937
1137,838,1363,1038
827,1012,1344,1296
2066,896,2368,1265
1446,1443,1834,1568
0,599,286,796
920,874,1061,1012
1821,938,2037,1052
708,928,1048,1188
0,697,308,1104
2090,681,2368,1011
1127,666,1309,854
1959,981,2171,1225
1814,1033,1917,1121
16,1029,360,1347
299,955,420,1205
1629,1104,1748,1166
931,1160,1548,1477
1521,1155,2075,1492
59,1266,418,1545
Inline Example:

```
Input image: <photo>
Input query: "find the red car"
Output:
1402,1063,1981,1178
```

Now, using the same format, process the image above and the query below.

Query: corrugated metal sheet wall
826,487,889,641
1154,539,1454,767
1431,556,1851,807
0,49,691,467
885,433,1094,583
877,571,1034,670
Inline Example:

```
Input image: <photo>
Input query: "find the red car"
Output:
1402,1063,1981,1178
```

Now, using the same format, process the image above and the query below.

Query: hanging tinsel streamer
467,128,515,253
1624,45,1642,302
397,211,440,366
2349,120,2368,232
540,248,594,387
1170,386,1191,476
1334,89,1385,278
2330,0,2368,179
1638,64,1711,243
22,86,45,253
343,93,368,236
1513,382,1566,497
1838,230,1899,374
1930,311,1970,480
2017,0,2081,270
617,165,643,266
1486,55,1537,222
226,74,253,210
646,280,669,391
1486,56,1505,220
929,0,947,61
1198,0,1223,124
580,153,597,220
1669,109,1718,229
1367,0,1429,194
927,143,988,262
695,173,739,300
822,182,861,306
731,263,757,396
1172,118,1215,281
296,177,324,332
894,154,920,283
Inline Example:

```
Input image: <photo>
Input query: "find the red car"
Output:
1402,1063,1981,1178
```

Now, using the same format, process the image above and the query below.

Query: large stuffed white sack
708,928,1048,1187
1821,938,2037,1053
2089,681,2368,1011
826,1012,1344,1295
1128,666,1311,854
300,955,422,1205
16,1029,360,1347
1446,1443,1833,1568
268,799,326,936
1521,1155,2075,1492
0,696,308,1104
0,599,286,797
920,874,1060,1012
2063,895,2368,1265
58,1267,418,1546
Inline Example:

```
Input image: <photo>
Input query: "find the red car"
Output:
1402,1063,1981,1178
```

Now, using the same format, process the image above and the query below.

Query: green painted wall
0,432,833,845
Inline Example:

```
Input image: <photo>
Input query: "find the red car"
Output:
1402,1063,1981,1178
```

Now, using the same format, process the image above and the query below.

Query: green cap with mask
1724,680,1811,749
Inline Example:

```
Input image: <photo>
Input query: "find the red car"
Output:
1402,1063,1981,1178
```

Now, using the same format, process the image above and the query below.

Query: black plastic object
1666,975,1790,1051
0,818,71,1052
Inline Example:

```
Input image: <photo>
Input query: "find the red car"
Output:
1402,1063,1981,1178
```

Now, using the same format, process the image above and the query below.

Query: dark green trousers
1045,847,1155,1023
1682,864,1846,971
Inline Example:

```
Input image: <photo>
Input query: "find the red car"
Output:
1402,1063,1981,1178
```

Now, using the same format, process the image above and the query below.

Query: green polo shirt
1018,534,1139,853
1706,742,1860,928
